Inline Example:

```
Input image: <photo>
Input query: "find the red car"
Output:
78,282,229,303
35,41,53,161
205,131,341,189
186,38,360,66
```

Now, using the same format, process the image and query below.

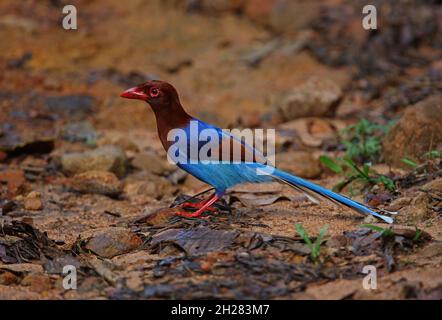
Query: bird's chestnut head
120,80,180,109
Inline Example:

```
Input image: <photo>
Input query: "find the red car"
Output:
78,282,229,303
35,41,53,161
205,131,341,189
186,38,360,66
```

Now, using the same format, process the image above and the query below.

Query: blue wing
172,119,273,193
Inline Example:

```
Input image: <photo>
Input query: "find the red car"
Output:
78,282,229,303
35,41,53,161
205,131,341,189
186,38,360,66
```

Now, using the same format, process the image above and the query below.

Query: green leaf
295,223,312,247
312,224,328,259
319,155,343,174
424,150,441,159
343,157,369,179
360,224,394,237
375,175,396,192
360,224,384,232
362,164,371,176
401,157,418,168
413,227,422,241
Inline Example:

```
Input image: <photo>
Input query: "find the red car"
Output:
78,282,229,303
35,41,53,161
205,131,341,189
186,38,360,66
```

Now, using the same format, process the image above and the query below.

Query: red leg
181,201,217,212
176,194,220,218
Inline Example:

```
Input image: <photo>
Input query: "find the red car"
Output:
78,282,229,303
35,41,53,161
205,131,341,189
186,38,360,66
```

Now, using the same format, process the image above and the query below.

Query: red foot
176,195,220,218
181,202,217,212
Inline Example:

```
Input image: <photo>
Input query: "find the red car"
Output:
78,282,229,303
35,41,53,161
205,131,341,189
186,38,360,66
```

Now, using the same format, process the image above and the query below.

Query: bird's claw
181,202,217,212
176,211,205,218
176,202,219,219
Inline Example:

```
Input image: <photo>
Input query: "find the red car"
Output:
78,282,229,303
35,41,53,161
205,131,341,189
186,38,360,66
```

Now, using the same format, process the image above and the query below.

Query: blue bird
121,80,394,223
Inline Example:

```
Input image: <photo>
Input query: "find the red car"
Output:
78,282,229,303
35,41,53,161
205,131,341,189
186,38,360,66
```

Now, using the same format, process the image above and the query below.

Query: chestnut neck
150,101,192,150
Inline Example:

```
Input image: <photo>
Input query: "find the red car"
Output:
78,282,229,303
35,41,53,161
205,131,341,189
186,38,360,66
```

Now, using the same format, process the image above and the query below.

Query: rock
0,124,55,158
383,96,442,168
132,151,174,175
123,174,174,200
61,145,127,177
274,78,342,121
111,251,159,268
97,130,139,152
45,95,95,120
24,191,43,211
87,256,118,285
21,273,52,292
386,197,413,212
393,177,442,224
82,227,143,258
269,0,321,33
0,169,26,198
421,178,442,192
244,0,320,33
136,207,181,226
276,151,322,178
0,271,19,285
279,117,344,148
70,171,122,197
60,121,96,144
397,193,433,224
0,263,43,274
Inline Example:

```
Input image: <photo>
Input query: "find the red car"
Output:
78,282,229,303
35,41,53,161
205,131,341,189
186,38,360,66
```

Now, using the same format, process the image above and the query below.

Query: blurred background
1,0,441,156
0,0,441,300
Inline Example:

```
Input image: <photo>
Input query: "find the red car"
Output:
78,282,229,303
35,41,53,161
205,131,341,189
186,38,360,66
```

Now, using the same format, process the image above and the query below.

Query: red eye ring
149,87,160,98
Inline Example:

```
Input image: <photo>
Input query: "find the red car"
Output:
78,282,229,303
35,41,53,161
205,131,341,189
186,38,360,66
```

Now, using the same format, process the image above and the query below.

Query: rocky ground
0,0,441,299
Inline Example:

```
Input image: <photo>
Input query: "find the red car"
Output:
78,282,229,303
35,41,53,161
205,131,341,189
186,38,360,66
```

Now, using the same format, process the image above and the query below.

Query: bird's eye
149,87,160,98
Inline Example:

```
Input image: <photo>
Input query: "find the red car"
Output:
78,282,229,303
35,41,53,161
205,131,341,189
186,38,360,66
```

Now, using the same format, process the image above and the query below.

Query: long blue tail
271,168,394,224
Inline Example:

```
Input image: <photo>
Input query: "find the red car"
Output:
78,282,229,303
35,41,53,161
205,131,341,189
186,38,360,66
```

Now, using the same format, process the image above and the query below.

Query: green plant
340,119,394,163
295,223,329,262
413,227,423,242
360,224,394,237
319,155,396,192
401,157,418,168
424,150,442,160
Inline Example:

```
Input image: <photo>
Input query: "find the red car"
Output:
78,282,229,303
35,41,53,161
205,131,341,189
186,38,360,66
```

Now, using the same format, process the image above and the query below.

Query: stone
21,273,52,292
82,227,143,258
131,151,174,175
269,0,321,33
276,151,322,179
0,271,19,285
61,145,127,177
60,121,96,144
397,193,432,224
0,169,25,198
24,191,43,211
124,173,175,200
274,77,342,121
96,130,139,152
45,95,95,120
244,0,320,33
383,96,442,168
70,170,122,196
421,178,442,192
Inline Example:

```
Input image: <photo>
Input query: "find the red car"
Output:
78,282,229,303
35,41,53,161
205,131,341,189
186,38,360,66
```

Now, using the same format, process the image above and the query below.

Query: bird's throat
151,103,192,151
